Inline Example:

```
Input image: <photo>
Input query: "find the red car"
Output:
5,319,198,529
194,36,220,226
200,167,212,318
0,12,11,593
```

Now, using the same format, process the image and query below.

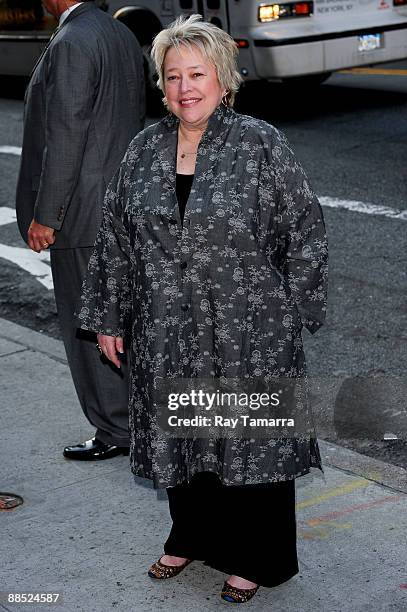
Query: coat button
181,303,190,312
180,261,187,270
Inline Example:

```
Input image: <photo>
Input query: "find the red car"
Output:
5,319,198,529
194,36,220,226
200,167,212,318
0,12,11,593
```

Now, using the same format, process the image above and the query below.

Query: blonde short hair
151,14,243,107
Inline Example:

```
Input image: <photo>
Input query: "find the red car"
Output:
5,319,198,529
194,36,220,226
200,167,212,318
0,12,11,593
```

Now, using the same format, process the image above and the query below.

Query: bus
1,0,407,92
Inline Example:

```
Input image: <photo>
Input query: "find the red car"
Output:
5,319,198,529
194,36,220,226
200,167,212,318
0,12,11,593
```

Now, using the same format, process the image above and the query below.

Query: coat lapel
196,104,237,162
157,114,178,191
29,26,60,77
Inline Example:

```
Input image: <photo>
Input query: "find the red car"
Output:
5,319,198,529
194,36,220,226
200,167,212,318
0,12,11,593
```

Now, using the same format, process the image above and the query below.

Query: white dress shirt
59,2,83,26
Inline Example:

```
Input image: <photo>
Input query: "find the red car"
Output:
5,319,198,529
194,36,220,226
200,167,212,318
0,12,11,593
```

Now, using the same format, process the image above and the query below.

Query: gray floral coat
78,103,328,488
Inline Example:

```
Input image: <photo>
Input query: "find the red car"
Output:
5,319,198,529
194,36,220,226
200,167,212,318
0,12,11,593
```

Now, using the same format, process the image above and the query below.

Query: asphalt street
0,62,406,469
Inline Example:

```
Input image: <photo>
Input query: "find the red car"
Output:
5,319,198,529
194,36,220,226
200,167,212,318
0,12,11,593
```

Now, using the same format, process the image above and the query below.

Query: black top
176,173,194,223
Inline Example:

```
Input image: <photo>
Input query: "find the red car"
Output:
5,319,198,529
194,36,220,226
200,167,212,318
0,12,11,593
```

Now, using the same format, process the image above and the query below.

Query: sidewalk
1,318,406,612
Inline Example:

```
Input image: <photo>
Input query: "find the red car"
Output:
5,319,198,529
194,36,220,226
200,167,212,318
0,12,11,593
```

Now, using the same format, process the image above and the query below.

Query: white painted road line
0,145,22,156
0,244,52,290
319,196,407,221
0,206,16,226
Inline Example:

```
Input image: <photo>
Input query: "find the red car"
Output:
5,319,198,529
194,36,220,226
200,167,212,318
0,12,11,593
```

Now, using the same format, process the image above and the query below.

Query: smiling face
163,44,224,130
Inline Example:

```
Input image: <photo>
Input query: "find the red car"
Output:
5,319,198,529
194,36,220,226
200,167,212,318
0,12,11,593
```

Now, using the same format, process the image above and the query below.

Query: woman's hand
97,333,124,369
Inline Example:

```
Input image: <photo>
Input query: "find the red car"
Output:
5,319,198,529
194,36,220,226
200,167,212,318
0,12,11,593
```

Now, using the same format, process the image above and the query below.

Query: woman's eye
166,73,204,81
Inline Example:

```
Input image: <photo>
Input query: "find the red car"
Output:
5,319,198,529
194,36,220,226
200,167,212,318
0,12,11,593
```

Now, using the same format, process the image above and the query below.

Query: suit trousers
50,247,130,446
164,472,299,588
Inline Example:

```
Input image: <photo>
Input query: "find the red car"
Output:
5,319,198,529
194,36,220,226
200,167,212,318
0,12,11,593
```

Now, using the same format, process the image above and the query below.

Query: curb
0,317,66,363
319,439,406,494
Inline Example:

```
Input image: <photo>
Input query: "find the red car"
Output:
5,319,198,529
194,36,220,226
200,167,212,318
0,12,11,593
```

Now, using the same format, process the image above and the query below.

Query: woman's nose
180,77,192,93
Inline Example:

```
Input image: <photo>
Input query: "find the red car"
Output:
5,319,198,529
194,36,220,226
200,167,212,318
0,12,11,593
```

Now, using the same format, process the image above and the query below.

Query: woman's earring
221,91,229,107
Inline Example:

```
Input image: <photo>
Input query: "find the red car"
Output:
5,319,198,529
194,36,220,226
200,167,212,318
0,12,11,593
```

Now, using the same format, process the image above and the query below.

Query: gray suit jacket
16,1,145,248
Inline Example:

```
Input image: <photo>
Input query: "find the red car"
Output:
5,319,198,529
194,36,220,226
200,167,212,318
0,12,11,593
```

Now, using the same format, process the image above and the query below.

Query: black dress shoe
63,438,129,461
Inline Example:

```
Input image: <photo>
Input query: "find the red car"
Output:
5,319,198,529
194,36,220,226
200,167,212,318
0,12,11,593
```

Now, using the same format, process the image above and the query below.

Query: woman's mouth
179,98,201,107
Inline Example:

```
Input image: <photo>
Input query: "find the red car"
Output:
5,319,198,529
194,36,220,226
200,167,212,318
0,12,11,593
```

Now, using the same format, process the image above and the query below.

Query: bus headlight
259,4,281,21
258,2,313,21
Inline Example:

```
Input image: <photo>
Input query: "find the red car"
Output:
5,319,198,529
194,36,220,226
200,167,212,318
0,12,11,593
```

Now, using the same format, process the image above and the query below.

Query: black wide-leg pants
164,472,299,588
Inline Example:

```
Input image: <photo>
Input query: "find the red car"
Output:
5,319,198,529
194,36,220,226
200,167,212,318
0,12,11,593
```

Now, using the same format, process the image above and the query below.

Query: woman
77,14,328,604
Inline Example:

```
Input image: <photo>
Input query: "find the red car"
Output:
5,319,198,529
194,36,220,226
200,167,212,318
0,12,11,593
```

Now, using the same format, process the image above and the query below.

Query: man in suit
16,0,145,460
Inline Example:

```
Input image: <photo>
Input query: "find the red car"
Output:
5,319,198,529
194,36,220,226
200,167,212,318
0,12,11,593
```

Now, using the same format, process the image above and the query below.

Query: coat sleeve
274,131,328,335
34,40,97,229
76,157,131,337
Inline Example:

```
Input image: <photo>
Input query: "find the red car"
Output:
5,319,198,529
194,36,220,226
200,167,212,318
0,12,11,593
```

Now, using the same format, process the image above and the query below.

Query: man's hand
97,334,124,369
28,219,55,252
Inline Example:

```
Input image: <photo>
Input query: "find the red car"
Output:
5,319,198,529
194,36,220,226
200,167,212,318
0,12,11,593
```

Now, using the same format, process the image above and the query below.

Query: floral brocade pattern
77,104,328,488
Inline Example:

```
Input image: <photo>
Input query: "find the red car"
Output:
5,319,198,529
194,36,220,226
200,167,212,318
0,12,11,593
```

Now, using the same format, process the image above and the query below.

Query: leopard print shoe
221,580,259,604
148,556,193,579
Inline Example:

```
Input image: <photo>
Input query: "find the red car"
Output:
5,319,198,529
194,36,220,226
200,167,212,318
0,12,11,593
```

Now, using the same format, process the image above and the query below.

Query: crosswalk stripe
0,244,52,290
319,196,407,221
0,145,22,155
0,206,16,226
